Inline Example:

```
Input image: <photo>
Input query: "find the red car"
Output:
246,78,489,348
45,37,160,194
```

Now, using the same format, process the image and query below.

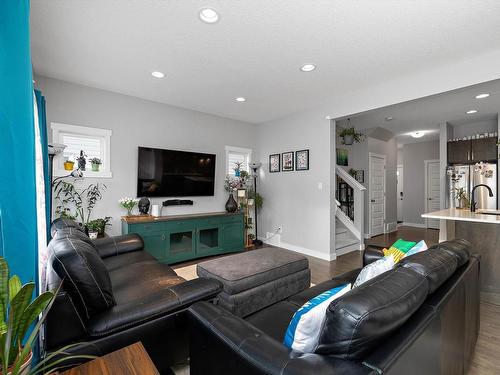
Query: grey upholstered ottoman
196,247,310,317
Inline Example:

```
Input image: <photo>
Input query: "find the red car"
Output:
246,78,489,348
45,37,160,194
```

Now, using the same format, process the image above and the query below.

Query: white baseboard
335,242,360,256
265,238,336,261
402,222,426,228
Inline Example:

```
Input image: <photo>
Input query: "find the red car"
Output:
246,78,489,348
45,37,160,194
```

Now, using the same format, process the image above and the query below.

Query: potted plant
224,176,240,213
0,257,95,375
339,127,366,145
76,150,87,171
119,197,139,217
86,220,100,239
453,187,470,209
91,216,112,236
63,159,75,171
246,188,263,209
247,233,255,245
89,157,102,172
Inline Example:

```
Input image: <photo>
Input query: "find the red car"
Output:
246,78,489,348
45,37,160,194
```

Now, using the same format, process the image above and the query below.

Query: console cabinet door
221,222,245,252
141,232,167,262
196,225,222,256
471,138,497,162
165,222,196,264
448,140,471,164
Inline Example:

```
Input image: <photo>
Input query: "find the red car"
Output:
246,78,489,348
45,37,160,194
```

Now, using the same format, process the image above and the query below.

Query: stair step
335,238,358,250
336,226,348,235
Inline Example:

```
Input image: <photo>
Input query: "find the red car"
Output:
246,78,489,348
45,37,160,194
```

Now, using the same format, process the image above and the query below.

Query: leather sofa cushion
51,218,85,238
52,227,94,246
435,239,471,267
316,267,429,359
398,247,458,293
49,237,116,318
102,251,162,272
245,301,299,342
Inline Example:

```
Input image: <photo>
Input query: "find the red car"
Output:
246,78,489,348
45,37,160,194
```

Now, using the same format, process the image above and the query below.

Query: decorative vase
225,192,238,213
343,135,354,145
64,161,75,171
127,208,133,217
91,163,100,172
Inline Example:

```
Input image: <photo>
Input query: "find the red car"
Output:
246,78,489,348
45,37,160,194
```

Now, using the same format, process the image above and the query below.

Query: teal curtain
0,0,37,285
35,90,50,241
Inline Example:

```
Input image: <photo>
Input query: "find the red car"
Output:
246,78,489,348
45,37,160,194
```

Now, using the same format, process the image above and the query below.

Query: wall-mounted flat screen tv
137,146,216,197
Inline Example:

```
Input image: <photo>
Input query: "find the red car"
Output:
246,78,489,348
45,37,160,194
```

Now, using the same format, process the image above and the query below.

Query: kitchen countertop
422,208,500,224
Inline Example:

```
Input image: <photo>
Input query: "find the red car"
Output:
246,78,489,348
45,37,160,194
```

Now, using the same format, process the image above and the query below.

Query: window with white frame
226,146,252,176
51,122,112,178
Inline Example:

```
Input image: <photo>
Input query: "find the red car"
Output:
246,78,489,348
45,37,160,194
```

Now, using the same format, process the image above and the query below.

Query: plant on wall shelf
339,127,366,145
53,180,106,228
89,157,102,172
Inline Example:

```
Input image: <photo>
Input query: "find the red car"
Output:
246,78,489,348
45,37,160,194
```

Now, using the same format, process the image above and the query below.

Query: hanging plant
339,127,366,145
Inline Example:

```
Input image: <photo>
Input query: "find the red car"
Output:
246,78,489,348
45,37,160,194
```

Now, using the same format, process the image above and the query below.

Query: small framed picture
355,170,364,183
295,149,309,171
282,151,294,171
269,154,280,173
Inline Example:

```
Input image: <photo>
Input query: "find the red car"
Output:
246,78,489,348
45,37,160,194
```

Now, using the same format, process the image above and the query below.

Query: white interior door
425,160,440,229
369,153,386,236
397,165,403,222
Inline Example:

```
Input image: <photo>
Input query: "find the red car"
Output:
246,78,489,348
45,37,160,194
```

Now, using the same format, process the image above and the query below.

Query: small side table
59,342,159,375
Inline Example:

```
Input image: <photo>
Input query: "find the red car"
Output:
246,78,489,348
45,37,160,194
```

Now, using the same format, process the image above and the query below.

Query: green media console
121,211,245,264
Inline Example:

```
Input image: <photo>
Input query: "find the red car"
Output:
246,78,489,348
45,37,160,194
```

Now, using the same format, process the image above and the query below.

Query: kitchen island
423,208,500,304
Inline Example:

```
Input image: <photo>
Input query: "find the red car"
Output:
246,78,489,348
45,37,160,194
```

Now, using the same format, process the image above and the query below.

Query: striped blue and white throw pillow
283,283,351,353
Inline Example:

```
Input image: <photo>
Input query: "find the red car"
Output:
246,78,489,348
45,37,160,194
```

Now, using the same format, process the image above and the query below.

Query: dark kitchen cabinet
448,138,498,164
471,137,497,162
448,140,471,164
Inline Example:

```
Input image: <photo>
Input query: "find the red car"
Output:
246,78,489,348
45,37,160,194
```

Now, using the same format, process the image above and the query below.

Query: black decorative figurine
138,197,151,215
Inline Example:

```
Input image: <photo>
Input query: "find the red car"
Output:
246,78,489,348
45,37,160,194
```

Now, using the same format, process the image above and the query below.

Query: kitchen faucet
470,184,494,212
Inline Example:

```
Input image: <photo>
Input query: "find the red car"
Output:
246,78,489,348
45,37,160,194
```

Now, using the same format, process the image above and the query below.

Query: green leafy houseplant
89,158,102,172
53,181,106,228
0,258,94,375
338,127,366,145
247,189,263,209
88,217,111,235
453,187,470,209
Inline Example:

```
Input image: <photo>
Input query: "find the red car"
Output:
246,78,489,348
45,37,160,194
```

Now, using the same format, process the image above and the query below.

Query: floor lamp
249,162,263,247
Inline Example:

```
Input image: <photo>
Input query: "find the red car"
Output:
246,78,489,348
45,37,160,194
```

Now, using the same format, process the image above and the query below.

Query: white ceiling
30,0,500,124
339,79,500,144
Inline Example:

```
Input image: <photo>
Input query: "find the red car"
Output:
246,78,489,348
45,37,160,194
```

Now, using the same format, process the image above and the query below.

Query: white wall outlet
317,182,323,190
277,225,283,233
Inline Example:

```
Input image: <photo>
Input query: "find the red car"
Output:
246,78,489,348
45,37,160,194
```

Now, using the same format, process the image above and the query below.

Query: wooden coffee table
60,342,159,375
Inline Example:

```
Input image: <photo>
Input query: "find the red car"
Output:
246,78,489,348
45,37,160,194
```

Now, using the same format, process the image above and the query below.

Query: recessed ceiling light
475,93,490,99
300,64,316,72
199,8,219,23
466,109,478,114
235,97,246,102
385,116,393,121
151,71,165,78
410,131,425,138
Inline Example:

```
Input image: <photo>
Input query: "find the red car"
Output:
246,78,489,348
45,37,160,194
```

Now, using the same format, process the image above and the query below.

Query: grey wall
451,118,497,139
254,111,333,260
36,76,256,235
402,140,440,224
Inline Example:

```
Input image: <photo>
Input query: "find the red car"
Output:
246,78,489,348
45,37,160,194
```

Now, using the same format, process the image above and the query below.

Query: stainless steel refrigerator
447,163,497,210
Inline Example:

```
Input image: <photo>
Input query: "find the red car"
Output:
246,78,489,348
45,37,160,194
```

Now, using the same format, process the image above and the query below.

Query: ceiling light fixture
151,71,165,78
385,116,393,121
475,93,490,99
410,131,425,139
300,64,316,72
466,109,478,114
235,97,246,102
199,8,219,23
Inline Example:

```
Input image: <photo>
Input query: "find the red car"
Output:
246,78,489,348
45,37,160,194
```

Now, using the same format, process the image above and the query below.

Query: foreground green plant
0,258,94,375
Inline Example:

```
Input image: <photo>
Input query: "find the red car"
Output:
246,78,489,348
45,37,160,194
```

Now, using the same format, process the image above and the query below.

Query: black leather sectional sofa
44,219,222,372
188,239,480,375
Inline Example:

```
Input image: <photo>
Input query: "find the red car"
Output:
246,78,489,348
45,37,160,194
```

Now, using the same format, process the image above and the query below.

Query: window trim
51,122,113,178
225,145,252,176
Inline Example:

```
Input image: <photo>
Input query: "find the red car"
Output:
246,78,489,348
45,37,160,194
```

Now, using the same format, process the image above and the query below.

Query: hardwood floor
366,226,440,248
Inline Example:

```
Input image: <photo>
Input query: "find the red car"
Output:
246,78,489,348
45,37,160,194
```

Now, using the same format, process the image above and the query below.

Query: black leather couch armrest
88,278,222,337
363,246,385,267
45,290,87,350
188,302,372,375
92,234,144,258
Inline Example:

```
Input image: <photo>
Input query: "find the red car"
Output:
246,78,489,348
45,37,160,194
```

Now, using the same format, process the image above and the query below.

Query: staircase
335,166,366,255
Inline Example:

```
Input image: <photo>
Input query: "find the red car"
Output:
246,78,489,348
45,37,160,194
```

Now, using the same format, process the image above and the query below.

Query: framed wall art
282,151,294,171
269,153,280,173
295,149,309,171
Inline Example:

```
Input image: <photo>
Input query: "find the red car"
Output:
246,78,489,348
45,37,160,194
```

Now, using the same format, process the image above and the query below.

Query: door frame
424,159,440,229
368,152,387,236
